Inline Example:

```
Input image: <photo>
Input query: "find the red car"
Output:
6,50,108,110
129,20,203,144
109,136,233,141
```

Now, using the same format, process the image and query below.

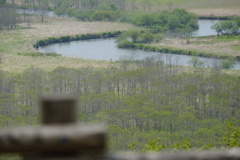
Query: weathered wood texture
41,95,77,125
0,124,106,153
1,95,239,160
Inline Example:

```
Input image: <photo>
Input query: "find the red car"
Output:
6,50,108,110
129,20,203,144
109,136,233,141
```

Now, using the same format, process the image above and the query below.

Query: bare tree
0,51,2,63
0,7,18,31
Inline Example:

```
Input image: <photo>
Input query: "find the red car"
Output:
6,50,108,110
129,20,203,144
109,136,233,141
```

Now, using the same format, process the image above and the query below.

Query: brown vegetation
151,37,240,58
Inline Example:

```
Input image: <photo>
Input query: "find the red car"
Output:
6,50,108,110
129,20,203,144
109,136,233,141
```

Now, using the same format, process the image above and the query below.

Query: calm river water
38,20,240,70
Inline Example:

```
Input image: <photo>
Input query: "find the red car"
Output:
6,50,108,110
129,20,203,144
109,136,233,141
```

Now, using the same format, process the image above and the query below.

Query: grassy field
6,0,240,17
0,17,133,73
151,0,240,17
151,36,240,58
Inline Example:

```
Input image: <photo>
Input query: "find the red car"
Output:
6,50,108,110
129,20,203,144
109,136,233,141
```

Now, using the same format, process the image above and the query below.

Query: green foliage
17,52,60,57
211,20,240,36
188,57,204,67
139,32,155,43
91,11,117,21
220,58,236,69
223,123,240,147
34,31,122,48
76,10,95,21
116,29,162,46
211,23,224,36
232,16,240,27
51,6,198,34
131,12,158,26
130,9,198,32
144,139,166,152
0,58,240,154
117,29,142,43
0,154,20,160
98,3,118,11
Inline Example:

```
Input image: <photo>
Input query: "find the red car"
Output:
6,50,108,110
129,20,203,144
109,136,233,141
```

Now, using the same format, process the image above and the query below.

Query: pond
38,19,240,70
194,19,220,36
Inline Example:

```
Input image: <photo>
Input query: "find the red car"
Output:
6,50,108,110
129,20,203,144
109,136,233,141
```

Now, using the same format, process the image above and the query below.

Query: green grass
232,44,240,51
216,35,240,42
195,35,240,42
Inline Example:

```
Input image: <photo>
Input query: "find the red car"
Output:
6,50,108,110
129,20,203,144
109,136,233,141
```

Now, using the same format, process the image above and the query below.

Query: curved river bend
38,20,240,70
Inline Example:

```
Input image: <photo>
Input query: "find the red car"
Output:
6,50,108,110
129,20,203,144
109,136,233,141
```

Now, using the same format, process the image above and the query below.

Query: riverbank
32,30,240,61
150,36,240,60
33,31,123,48
1,16,240,73
117,36,240,61
0,17,133,73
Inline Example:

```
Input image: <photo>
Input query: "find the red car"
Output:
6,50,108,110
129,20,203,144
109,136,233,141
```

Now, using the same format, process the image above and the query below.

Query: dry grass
0,17,133,73
1,53,111,73
189,8,240,17
151,37,240,57
21,17,133,39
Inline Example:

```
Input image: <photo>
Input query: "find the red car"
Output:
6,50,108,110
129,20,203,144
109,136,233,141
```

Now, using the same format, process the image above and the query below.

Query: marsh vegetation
0,1,240,159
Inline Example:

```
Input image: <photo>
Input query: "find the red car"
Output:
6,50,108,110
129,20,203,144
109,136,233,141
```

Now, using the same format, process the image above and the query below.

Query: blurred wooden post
41,95,77,125
0,95,106,160
1,95,240,160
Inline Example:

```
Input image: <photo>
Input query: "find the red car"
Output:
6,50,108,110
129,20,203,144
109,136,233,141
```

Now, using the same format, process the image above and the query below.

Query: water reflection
16,9,57,17
194,19,220,36
38,38,240,70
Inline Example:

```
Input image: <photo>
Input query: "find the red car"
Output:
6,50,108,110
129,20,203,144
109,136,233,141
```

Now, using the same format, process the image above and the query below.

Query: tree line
0,7,18,31
0,58,239,152
211,17,240,37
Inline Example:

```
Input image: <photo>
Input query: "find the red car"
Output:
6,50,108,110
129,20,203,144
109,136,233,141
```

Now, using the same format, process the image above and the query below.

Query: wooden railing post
1,95,240,160
0,95,106,160
41,95,77,125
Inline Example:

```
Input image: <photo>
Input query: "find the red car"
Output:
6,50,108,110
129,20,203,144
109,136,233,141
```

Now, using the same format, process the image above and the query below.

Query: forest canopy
0,58,239,151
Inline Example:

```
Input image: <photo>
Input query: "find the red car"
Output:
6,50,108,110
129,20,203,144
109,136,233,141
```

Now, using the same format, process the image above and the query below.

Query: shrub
60,36,71,42
118,40,136,48
91,10,117,21
131,13,158,26
76,9,94,21
221,59,236,69
139,32,155,43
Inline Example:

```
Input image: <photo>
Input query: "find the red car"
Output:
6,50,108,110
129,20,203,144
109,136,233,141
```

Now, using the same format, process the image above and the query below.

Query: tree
37,0,49,23
211,22,223,36
117,29,141,43
0,50,2,63
188,57,204,68
220,59,236,69
0,7,18,31
131,13,157,26
139,32,155,43
211,20,240,37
